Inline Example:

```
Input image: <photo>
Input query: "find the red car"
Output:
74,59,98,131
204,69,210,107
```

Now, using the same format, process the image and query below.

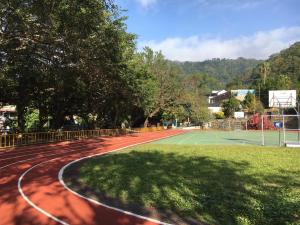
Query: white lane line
0,141,104,161
0,143,70,156
59,132,185,225
18,160,69,225
0,145,99,170
0,135,146,170
0,135,125,157
0,139,102,157
1,133,147,158
18,131,184,225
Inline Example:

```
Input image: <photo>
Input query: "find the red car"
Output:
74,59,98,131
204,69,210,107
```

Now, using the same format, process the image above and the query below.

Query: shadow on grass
65,150,300,225
225,138,260,145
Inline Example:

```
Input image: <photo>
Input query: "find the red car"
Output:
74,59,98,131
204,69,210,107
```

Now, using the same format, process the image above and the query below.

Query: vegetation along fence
133,126,164,133
0,127,164,149
209,119,248,130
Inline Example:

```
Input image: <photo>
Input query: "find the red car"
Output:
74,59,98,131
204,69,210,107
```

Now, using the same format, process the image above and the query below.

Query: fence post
283,115,286,146
261,115,265,146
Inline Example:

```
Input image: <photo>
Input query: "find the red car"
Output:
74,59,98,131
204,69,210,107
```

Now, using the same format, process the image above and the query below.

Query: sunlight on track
0,130,186,225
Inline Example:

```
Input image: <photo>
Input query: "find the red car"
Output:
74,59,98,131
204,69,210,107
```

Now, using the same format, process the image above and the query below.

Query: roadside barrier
0,127,164,149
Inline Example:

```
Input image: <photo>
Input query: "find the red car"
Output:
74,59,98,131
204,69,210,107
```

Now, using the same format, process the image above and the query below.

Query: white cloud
139,27,300,61
135,0,157,8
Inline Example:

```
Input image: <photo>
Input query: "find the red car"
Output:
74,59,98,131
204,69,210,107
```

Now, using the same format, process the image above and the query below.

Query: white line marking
0,136,142,170
0,139,104,157
0,144,99,170
58,132,185,225
0,143,70,156
17,131,184,225
0,135,124,157
18,160,69,225
0,142,103,161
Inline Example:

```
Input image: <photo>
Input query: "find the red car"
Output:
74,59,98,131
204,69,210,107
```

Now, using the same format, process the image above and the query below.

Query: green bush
214,111,225,119
25,108,40,130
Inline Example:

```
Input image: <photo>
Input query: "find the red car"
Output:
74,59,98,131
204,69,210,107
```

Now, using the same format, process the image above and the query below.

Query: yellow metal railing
0,127,164,149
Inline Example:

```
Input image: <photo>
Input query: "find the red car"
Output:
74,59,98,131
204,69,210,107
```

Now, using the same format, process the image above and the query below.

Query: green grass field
66,132,300,225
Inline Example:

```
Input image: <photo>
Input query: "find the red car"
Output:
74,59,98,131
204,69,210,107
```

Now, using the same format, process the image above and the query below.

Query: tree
0,0,137,130
222,96,240,118
250,42,300,106
259,62,271,85
242,92,256,113
179,72,214,125
133,47,182,127
255,100,265,114
259,75,292,107
24,108,40,131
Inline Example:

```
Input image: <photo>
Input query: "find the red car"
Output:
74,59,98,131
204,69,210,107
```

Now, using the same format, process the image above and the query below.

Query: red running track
0,130,185,225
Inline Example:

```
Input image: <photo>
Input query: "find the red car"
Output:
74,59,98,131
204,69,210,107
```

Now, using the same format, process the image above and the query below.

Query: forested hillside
250,42,300,106
172,58,262,85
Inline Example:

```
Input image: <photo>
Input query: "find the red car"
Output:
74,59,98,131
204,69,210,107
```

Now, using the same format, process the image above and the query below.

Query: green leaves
131,47,183,126
223,96,241,118
242,92,257,113
0,0,137,130
250,42,300,106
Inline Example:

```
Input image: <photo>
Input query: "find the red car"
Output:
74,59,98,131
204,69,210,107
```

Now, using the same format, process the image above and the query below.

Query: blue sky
115,0,300,61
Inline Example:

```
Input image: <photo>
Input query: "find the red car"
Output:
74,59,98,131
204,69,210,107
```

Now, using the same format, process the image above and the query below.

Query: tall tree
0,0,136,130
242,92,257,113
132,47,182,127
222,96,240,118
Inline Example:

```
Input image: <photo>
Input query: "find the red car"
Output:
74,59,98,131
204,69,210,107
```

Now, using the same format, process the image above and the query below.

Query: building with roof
0,105,17,131
207,90,231,113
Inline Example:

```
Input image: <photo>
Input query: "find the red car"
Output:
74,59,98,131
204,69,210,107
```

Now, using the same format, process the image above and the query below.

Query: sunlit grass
67,144,300,225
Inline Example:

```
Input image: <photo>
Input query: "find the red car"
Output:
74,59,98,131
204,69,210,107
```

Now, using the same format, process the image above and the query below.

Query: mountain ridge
169,57,262,86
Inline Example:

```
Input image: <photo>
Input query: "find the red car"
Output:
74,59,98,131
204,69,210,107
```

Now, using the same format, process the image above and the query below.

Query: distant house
0,105,17,130
207,90,230,113
231,89,255,101
207,89,257,114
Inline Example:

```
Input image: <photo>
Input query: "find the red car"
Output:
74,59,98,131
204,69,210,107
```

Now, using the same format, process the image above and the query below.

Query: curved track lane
0,130,185,225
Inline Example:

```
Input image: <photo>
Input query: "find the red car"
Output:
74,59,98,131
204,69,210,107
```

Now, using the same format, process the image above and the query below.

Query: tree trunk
113,104,120,128
144,117,149,128
38,109,48,131
17,104,26,132
143,107,160,128
52,112,65,130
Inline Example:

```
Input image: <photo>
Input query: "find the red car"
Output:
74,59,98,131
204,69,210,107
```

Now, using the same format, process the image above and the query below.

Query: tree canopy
172,58,261,87
0,0,212,131
249,42,300,106
1,0,299,131
0,0,137,130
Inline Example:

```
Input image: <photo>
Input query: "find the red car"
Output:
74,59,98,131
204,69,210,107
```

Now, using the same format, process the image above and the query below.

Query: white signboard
269,90,296,108
234,112,244,118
